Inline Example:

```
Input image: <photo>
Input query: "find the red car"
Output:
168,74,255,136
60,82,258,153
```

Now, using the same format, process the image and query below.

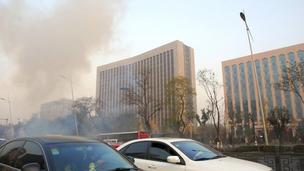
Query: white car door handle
148,164,157,169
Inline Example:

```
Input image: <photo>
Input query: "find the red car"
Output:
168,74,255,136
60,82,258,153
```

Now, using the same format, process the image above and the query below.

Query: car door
146,141,186,171
0,140,25,171
121,141,150,170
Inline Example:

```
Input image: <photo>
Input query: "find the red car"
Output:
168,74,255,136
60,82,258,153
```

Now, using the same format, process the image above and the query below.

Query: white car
117,138,272,171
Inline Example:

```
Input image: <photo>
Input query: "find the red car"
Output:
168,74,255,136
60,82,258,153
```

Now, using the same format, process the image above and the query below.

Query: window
247,62,257,121
47,143,134,171
262,58,273,111
271,56,282,108
123,142,148,159
239,63,248,115
232,64,240,112
255,60,264,120
172,141,224,161
149,142,178,162
288,52,303,118
15,141,46,170
298,50,304,62
224,66,233,114
0,140,25,167
279,54,293,115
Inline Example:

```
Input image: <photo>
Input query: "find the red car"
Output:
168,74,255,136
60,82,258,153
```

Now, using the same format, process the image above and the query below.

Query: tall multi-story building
40,99,73,121
222,43,304,128
96,40,197,130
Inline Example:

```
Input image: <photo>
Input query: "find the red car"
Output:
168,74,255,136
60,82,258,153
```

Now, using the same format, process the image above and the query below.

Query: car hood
190,157,271,171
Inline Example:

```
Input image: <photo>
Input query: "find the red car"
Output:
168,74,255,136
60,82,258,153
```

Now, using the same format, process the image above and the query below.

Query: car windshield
47,142,137,171
172,141,225,161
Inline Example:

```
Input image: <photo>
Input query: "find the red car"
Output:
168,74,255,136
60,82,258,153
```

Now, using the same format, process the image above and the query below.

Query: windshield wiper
194,157,212,161
194,155,226,161
210,155,226,159
110,167,138,171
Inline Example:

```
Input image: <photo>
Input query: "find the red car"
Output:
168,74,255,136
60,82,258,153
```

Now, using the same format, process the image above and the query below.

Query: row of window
97,49,175,128
224,50,304,120
183,45,194,110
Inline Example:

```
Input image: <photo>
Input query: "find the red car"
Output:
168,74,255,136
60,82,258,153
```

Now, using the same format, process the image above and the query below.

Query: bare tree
122,68,162,134
166,76,196,137
72,97,97,135
73,97,96,119
197,69,222,143
275,61,304,104
268,107,290,144
196,108,211,126
247,112,258,143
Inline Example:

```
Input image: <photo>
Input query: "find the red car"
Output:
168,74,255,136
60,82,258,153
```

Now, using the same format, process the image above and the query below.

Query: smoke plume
0,0,124,118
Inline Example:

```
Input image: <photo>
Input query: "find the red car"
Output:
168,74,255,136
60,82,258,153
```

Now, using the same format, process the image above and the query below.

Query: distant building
222,43,304,128
40,99,73,121
96,40,197,129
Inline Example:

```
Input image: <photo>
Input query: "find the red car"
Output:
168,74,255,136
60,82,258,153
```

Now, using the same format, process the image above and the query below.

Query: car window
0,140,25,167
47,142,135,171
123,142,148,159
149,142,178,162
15,141,46,170
172,141,224,161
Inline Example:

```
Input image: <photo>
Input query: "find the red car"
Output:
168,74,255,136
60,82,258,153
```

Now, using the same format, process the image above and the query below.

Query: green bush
234,145,258,152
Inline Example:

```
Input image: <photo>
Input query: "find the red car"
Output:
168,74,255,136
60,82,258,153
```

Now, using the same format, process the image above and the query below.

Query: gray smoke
0,0,124,116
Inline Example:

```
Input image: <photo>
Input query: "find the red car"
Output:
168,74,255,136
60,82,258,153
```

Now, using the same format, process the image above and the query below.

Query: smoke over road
0,0,124,119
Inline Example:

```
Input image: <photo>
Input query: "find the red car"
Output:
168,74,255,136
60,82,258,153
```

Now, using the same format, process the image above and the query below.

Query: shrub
293,145,304,153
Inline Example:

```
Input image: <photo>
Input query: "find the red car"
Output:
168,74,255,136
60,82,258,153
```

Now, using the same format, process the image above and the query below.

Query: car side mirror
167,156,181,164
22,163,40,171
127,156,135,163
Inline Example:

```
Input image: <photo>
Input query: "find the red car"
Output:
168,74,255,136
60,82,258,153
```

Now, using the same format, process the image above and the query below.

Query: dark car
0,135,139,171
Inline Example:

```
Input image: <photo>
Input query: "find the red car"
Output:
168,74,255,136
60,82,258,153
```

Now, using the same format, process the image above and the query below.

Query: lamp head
240,12,246,22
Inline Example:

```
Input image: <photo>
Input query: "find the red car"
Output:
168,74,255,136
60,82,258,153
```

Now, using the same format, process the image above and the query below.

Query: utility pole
240,11,269,145
61,75,79,136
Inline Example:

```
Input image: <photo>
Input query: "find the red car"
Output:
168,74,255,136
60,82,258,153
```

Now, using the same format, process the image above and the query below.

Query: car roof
13,135,99,145
121,137,194,145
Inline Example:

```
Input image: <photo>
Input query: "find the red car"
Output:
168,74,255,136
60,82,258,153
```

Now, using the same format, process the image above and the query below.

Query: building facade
40,99,73,121
96,40,197,130
222,43,304,128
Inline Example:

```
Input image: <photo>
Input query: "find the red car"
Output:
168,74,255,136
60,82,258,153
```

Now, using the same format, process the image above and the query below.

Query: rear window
47,142,135,171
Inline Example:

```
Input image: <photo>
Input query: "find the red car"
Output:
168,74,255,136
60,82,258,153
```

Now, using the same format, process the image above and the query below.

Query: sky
0,0,303,122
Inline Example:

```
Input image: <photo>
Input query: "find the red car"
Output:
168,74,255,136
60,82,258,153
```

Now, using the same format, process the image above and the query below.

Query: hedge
225,145,304,153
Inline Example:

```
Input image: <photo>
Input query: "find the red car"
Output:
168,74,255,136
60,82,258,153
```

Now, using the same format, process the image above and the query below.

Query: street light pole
240,11,269,145
60,75,79,136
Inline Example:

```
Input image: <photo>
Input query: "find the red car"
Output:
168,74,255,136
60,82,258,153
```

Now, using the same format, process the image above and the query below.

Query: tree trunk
144,119,151,134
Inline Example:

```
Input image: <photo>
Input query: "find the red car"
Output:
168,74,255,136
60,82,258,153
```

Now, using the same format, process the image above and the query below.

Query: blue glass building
222,43,304,128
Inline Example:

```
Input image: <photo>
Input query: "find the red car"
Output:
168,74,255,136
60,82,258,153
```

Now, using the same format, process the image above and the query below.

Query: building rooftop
222,43,304,65
97,40,188,71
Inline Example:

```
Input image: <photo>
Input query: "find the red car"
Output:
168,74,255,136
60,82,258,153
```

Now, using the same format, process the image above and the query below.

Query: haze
0,0,303,122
